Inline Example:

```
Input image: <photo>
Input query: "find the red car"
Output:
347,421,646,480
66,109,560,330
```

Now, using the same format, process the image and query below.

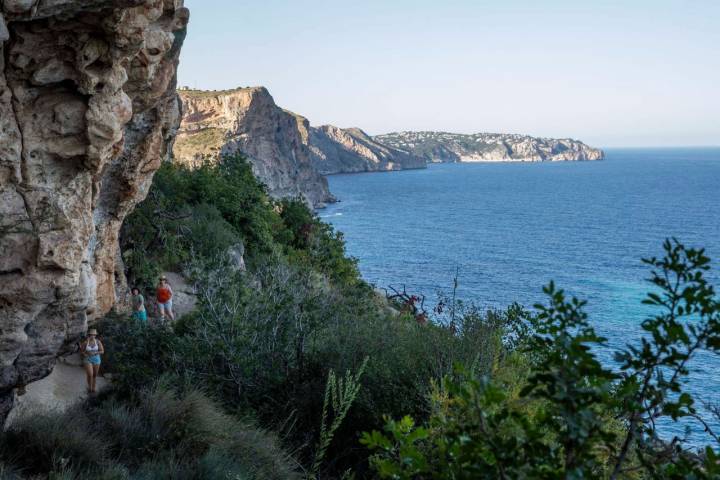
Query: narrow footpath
4,271,197,428
5,354,108,427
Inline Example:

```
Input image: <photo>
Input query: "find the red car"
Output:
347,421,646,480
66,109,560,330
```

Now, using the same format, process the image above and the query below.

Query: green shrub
131,456,189,480
139,388,230,458
97,314,179,396
122,154,285,264
2,404,109,473
121,156,361,295
122,246,161,293
362,240,720,479
223,427,300,480
99,257,526,474
0,387,296,479
194,450,254,480
278,198,361,286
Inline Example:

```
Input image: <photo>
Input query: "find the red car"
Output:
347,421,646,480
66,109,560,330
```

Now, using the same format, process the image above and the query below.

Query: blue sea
322,147,720,445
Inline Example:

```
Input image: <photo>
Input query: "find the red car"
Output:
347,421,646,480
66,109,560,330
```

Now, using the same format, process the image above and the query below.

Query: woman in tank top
80,328,104,394
156,275,174,322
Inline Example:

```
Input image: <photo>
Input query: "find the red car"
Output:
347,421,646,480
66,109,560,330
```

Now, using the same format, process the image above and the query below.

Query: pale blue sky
179,1,719,147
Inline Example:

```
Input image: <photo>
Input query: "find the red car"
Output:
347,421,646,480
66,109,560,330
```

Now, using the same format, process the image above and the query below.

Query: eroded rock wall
0,0,188,420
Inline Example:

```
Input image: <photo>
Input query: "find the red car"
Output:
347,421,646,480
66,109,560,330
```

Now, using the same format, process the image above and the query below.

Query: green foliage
118,155,720,478
96,314,179,397
520,281,619,475
121,155,282,281
612,239,720,478
0,386,297,479
100,256,524,474
121,155,360,292
1,404,109,473
362,240,720,479
311,359,368,478
274,197,362,287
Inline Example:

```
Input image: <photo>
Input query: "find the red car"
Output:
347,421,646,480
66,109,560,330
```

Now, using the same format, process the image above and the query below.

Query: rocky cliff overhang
0,0,188,420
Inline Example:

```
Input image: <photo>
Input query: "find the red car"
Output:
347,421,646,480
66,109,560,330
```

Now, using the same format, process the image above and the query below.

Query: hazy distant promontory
375,131,604,163
308,125,426,175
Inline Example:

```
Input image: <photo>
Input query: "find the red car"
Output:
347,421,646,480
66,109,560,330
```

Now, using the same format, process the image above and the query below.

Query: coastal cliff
176,87,334,208
308,125,426,175
375,131,604,163
0,0,188,419
175,87,603,210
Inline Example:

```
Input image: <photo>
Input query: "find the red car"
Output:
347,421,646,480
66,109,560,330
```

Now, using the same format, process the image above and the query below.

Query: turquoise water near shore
322,147,720,444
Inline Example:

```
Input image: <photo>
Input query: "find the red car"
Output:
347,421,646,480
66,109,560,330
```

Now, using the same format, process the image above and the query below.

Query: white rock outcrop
0,0,188,421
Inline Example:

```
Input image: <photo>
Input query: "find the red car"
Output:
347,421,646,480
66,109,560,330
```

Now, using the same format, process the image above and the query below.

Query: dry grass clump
0,386,297,479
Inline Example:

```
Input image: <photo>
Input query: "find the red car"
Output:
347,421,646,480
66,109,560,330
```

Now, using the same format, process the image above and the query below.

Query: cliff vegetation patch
173,127,227,164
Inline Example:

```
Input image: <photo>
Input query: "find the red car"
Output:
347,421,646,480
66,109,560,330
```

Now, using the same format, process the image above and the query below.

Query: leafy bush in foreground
362,239,720,479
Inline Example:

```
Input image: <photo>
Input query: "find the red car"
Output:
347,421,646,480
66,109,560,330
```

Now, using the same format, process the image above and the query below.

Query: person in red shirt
156,275,174,322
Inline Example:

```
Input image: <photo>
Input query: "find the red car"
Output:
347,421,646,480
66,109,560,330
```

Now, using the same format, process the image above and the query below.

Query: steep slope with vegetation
1,386,297,479
112,154,519,476
2,153,718,478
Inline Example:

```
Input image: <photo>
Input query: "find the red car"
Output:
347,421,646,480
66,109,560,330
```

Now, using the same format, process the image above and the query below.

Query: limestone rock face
0,0,188,420
375,131,604,163
176,87,335,208
308,125,426,175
